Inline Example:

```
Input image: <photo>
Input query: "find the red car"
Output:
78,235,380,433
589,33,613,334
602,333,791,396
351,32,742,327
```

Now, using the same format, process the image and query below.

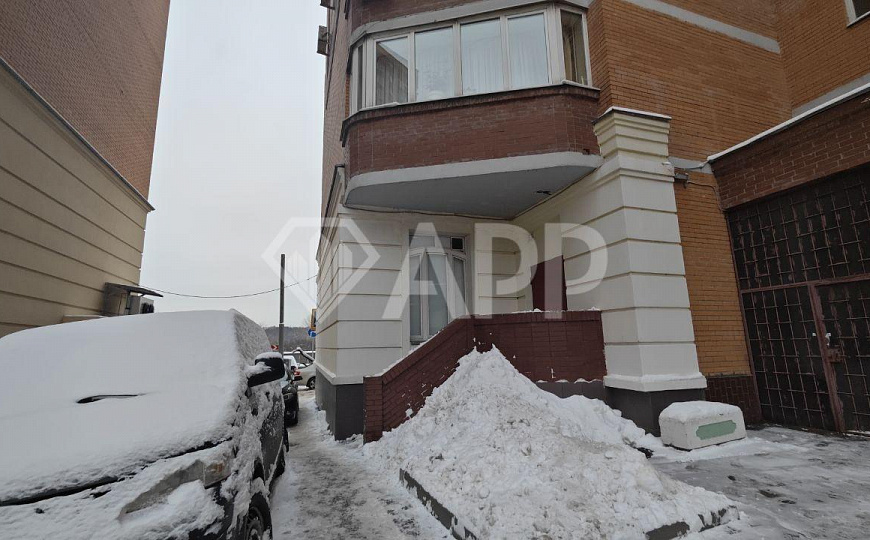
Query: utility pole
278,253,285,358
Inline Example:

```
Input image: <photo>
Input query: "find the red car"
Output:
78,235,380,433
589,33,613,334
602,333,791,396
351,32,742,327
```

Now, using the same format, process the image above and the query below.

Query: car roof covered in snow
0,310,271,504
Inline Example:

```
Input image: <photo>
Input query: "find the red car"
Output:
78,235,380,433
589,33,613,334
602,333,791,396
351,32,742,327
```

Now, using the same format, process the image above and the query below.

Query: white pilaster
571,109,705,392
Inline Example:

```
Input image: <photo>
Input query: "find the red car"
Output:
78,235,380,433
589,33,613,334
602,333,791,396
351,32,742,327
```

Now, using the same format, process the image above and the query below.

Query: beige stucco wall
0,67,151,338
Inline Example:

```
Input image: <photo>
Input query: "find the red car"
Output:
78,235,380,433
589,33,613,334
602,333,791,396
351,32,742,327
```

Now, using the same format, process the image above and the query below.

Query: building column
565,108,706,433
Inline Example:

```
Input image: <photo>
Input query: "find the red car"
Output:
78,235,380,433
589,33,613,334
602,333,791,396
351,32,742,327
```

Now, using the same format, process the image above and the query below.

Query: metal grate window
729,170,870,291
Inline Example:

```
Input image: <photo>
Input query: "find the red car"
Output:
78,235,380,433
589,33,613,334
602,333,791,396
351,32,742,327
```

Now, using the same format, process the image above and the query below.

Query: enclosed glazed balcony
341,3,602,219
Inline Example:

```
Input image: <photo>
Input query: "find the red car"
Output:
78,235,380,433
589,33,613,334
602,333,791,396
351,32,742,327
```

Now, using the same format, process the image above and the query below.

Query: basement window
353,4,591,112
847,0,870,23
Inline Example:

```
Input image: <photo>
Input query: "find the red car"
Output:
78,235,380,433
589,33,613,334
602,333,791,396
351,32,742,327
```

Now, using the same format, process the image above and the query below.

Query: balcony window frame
845,0,870,25
373,35,411,106
557,7,592,87
351,3,592,114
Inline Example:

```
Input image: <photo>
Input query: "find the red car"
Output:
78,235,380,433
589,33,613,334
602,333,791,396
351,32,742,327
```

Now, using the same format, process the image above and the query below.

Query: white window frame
556,5,593,88
350,45,363,114
845,0,870,25
353,4,593,112
372,34,413,106
504,10,553,90
408,237,468,344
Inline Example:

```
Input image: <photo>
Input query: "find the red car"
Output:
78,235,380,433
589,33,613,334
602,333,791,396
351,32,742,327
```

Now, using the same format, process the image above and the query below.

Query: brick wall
321,1,351,215
712,92,870,209
364,311,605,442
674,173,751,377
706,374,763,424
0,0,170,197
589,0,795,384
660,0,778,38
344,86,599,178
777,0,870,111
594,0,791,160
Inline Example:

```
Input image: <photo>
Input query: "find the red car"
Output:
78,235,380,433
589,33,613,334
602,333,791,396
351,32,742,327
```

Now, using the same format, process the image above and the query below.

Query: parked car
283,354,303,382
0,310,288,540
281,372,299,426
297,361,316,390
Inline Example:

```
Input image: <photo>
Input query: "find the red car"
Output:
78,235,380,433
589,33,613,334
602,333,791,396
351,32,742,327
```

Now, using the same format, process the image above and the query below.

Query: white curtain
415,27,454,101
508,14,548,89
461,19,504,95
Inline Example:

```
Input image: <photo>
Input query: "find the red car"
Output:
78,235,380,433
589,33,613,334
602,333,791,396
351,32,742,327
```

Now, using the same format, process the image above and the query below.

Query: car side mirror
248,354,286,387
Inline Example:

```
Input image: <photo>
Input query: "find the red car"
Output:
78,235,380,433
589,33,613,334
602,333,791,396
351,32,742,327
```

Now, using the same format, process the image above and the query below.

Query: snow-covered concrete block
660,401,746,450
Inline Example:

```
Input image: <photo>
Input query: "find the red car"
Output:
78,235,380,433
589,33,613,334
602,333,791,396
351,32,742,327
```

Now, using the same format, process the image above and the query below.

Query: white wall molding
620,0,780,53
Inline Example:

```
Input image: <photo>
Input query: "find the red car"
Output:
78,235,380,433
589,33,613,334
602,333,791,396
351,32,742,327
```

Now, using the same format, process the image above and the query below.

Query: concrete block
660,401,746,450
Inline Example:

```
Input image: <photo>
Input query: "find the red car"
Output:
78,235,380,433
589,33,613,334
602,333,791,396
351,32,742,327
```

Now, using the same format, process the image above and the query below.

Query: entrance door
728,166,870,432
815,279,870,433
531,256,567,311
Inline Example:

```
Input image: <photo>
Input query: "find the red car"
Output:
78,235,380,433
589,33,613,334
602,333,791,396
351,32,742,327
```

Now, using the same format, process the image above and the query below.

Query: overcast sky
141,0,326,327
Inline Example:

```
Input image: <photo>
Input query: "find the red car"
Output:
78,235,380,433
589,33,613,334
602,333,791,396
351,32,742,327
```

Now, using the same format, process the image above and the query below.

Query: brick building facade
0,1,169,337
317,0,870,438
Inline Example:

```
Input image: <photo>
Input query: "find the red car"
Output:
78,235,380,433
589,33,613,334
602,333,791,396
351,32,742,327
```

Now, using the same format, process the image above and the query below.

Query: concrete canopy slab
345,152,602,219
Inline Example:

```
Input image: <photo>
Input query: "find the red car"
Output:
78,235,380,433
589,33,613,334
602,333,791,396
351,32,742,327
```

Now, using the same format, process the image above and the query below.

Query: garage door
728,165,870,433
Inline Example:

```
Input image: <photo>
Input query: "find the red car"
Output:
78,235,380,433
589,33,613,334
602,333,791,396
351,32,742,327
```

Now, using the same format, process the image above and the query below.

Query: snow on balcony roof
709,82,870,163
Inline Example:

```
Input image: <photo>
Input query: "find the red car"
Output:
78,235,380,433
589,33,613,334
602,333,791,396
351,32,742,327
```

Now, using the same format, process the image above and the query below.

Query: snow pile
366,347,734,539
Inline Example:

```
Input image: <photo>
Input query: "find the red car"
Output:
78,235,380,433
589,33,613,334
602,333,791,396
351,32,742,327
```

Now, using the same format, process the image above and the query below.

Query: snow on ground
271,349,870,540
270,390,448,539
654,427,870,539
363,347,734,539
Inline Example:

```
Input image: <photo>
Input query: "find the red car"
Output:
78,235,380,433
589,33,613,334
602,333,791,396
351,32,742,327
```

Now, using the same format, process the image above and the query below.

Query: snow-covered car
0,310,288,540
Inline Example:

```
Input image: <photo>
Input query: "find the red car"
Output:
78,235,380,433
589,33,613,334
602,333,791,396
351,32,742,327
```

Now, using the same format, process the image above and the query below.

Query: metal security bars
728,165,870,433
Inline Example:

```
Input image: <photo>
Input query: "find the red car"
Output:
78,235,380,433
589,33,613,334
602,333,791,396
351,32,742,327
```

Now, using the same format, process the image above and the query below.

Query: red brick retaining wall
364,311,605,442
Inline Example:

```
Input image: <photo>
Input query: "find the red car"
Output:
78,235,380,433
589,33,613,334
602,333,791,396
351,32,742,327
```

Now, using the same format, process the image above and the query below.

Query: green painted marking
696,420,737,440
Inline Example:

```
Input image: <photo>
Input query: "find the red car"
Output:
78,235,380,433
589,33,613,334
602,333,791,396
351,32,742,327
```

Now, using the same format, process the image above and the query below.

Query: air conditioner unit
317,25,329,56
102,283,161,316
130,296,155,315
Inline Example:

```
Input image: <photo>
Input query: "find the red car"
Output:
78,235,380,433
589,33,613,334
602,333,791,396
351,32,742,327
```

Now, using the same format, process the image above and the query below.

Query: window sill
342,82,600,141
848,11,870,27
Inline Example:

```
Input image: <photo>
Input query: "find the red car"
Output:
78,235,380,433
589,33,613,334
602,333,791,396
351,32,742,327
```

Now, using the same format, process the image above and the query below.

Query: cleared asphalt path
269,390,448,540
